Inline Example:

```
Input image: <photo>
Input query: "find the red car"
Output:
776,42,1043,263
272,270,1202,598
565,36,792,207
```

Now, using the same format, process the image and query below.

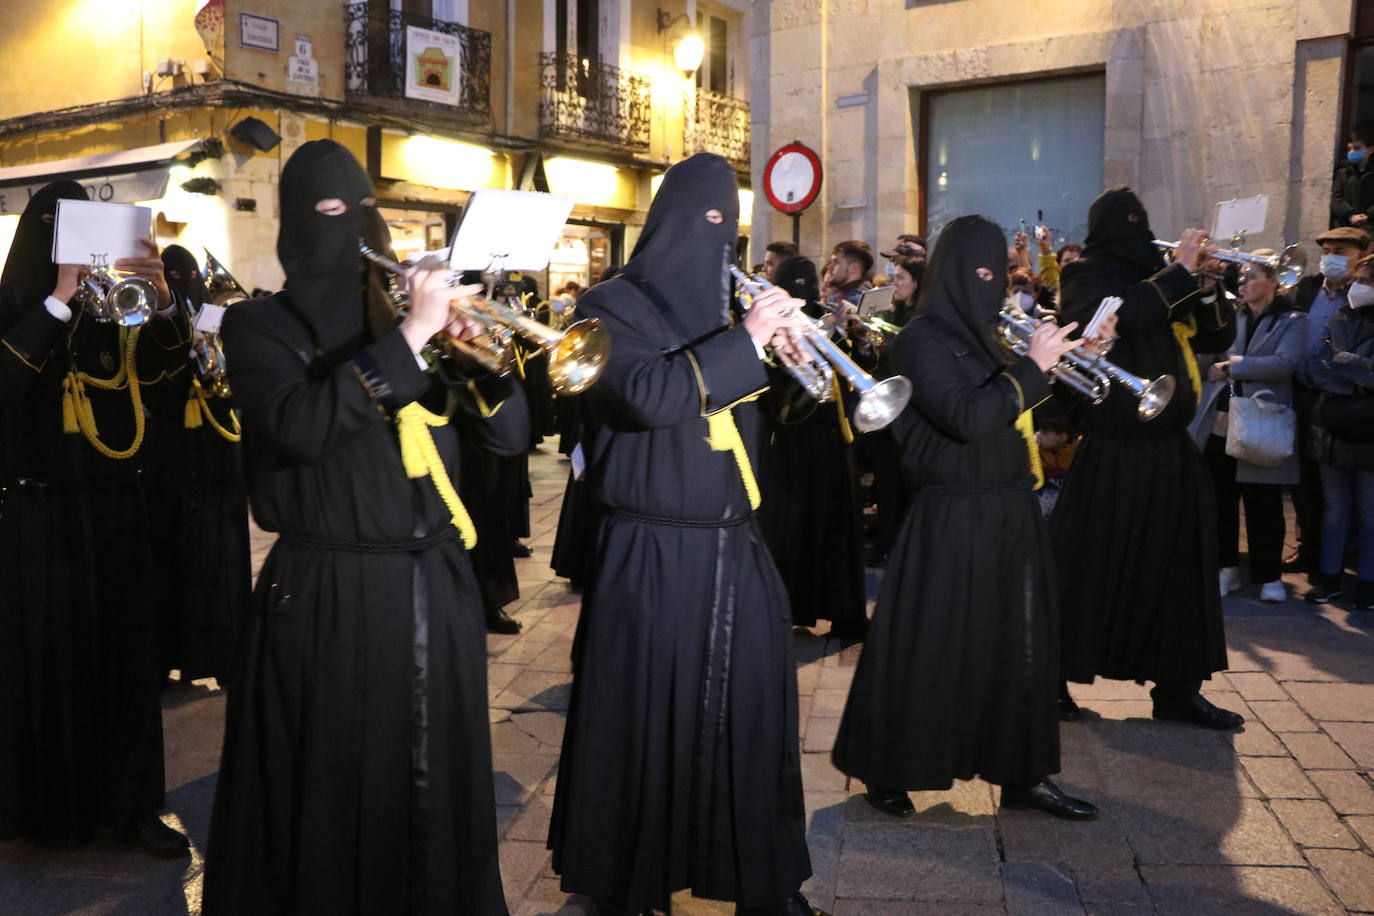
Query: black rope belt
603,505,754,529
277,527,458,553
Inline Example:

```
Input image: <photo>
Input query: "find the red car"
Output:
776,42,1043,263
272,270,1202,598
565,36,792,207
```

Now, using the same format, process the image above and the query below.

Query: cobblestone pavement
2,447,1374,914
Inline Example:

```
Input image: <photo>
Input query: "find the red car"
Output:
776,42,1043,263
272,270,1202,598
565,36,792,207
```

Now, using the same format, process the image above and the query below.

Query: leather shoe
485,605,522,634
592,898,655,916
1058,683,1082,722
735,890,830,915
511,540,532,558
864,786,914,818
1152,692,1243,730
119,816,190,858
1000,779,1098,820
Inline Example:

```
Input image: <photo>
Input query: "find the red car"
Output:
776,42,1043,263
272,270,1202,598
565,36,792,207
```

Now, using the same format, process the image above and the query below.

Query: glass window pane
924,74,1105,248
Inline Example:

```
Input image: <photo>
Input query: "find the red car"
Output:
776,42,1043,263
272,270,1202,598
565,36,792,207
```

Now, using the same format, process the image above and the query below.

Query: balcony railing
539,53,651,152
344,3,491,124
688,89,750,168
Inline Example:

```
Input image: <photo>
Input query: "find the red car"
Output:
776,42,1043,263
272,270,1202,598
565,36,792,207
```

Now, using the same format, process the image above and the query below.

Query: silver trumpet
816,300,902,347
731,266,912,433
72,255,157,327
997,302,1175,421
360,243,610,395
1153,239,1307,288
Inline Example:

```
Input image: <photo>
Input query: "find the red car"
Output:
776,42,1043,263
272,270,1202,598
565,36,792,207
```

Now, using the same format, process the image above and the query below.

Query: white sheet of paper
1211,196,1269,242
52,199,152,265
1083,296,1123,339
570,442,586,482
857,285,895,317
194,303,227,334
448,190,574,272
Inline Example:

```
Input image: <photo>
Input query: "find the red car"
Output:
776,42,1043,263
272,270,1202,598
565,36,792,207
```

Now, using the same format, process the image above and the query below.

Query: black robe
0,286,190,843
203,296,524,915
832,321,1062,790
548,277,811,910
1051,259,1234,684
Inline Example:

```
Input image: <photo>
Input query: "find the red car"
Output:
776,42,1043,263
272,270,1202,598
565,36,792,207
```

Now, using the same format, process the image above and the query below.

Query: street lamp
656,7,704,79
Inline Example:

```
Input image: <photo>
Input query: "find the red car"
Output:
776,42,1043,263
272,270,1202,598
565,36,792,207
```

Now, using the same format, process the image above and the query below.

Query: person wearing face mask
1051,187,1243,731
1331,126,1374,229
548,154,823,916
1287,226,1371,579
1303,252,1374,610
833,215,1098,822
203,140,526,914
0,182,195,857
1188,256,1308,604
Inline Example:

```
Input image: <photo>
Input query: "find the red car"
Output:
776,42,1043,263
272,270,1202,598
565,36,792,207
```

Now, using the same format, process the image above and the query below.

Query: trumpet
816,300,903,345
359,243,610,395
72,255,157,327
730,266,912,433
1153,239,1307,288
997,302,1176,421
194,248,249,398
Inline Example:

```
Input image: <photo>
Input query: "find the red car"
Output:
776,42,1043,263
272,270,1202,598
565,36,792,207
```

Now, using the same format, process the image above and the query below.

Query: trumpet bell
1276,244,1306,288
1136,374,1176,421
548,317,611,395
106,277,158,326
854,375,913,433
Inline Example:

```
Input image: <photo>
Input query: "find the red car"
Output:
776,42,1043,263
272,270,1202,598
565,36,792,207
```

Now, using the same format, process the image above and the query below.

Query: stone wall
750,0,1357,263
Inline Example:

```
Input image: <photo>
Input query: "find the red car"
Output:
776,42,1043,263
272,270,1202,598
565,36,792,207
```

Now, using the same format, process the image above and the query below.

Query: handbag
1318,392,1374,444
1225,387,1295,467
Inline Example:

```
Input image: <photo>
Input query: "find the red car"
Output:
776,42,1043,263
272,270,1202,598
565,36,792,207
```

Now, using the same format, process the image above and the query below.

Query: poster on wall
404,26,462,106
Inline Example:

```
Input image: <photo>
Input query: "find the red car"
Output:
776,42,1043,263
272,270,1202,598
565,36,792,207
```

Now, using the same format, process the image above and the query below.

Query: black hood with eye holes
620,153,739,343
162,244,206,311
276,139,376,362
1,180,88,309
912,215,1011,368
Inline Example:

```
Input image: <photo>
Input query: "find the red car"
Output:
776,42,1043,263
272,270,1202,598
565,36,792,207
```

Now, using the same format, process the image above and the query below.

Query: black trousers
1204,434,1286,584
1292,387,1325,575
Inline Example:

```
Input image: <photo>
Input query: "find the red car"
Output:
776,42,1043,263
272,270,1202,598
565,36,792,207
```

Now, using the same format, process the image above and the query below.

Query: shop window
921,73,1105,246
378,204,455,263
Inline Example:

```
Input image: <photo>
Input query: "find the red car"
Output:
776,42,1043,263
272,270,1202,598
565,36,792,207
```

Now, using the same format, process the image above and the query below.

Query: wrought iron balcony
344,3,491,124
539,53,651,152
687,88,750,168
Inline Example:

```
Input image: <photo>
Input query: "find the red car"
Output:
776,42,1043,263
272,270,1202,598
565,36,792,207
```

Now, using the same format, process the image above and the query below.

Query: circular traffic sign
762,142,822,215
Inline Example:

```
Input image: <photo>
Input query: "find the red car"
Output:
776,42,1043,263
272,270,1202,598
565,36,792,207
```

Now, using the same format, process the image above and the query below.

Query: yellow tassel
1015,410,1044,491
395,402,478,548
831,373,855,445
706,407,762,510
62,376,79,434
1171,316,1203,407
185,387,204,429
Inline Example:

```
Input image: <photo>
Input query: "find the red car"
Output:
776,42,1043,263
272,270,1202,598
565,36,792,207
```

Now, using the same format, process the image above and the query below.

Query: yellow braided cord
67,328,145,459
1015,410,1044,491
1171,315,1203,407
184,387,204,428
830,372,855,444
189,379,242,442
395,402,477,548
705,407,762,510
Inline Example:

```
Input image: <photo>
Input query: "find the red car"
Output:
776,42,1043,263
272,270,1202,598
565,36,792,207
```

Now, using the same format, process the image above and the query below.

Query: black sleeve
907,335,1050,443
1060,260,1197,333
453,373,531,458
0,286,69,406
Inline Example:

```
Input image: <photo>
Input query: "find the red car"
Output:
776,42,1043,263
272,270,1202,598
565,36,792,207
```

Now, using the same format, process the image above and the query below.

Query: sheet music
52,199,152,265
448,190,574,272
1083,296,1123,339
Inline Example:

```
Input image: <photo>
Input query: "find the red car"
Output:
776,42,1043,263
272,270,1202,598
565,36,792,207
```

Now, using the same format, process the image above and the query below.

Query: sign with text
287,34,319,94
404,26,461,106
0,170,171,216
239,13,279,52
52,200,153,266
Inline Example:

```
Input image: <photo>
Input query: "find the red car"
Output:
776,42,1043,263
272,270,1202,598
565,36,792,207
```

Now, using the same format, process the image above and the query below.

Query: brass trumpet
816,300,903,345
730,266,912,433
193,248,250,398
1153,239,1306,288
997,302,1175,421
72,255,157,327
359,243,610,395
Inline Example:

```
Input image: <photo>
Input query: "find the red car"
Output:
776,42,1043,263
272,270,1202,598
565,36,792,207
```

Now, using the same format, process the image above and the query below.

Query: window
555,0,601,96
922,74,1105,246
696,13,730,95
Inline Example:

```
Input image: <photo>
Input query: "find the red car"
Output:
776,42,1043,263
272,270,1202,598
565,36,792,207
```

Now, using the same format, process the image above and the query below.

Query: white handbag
1225,387,1295,468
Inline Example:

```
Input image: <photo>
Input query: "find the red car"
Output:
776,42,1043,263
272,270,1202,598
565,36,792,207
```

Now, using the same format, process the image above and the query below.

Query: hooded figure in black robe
203,140,524,914
547,153,815,914
831,216,1096,820
1051,187,1241,728
156,245,251,679
0,181,192,854
757,254,868,637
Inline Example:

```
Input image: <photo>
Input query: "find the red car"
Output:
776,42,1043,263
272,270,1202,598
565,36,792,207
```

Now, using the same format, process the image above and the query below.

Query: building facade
0,0,753,294
750,0,1366,263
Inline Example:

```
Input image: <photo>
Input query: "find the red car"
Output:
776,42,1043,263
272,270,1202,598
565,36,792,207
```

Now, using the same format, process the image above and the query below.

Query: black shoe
485,605,522,634
1354,580,1374,611
1282,549,1309,573
863,786,914,818
735,890,830,915
999,779,1098,820
592,898,654,916
1058,683,1082,722
1152,692,1244,730
1306,575,1345,604
827,617,869,641
510,541,532,558
118,816,190,858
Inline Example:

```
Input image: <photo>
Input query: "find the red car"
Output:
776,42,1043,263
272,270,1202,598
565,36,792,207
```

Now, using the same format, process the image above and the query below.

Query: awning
0,140,207,214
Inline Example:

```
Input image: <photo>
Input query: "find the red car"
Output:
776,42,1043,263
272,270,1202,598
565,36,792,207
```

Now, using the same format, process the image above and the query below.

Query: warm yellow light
650,173,665,199
545,157,622,206
0,214,21,276
675,33,705,77
396,135,496,189
738,189,754,228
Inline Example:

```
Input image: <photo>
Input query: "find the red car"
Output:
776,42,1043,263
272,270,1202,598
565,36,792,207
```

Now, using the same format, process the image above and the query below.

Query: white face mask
1320,253,1351,280
1015,291,1034,312
1349,281,1374,309
885,262,896,281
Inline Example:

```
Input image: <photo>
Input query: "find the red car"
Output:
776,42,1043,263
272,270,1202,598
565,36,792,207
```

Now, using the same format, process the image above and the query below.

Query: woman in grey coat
1190,255,1309,602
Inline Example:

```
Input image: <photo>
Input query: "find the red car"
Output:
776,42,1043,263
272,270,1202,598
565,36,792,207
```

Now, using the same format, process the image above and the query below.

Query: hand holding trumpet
402,256,489,356
742,286,814,366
